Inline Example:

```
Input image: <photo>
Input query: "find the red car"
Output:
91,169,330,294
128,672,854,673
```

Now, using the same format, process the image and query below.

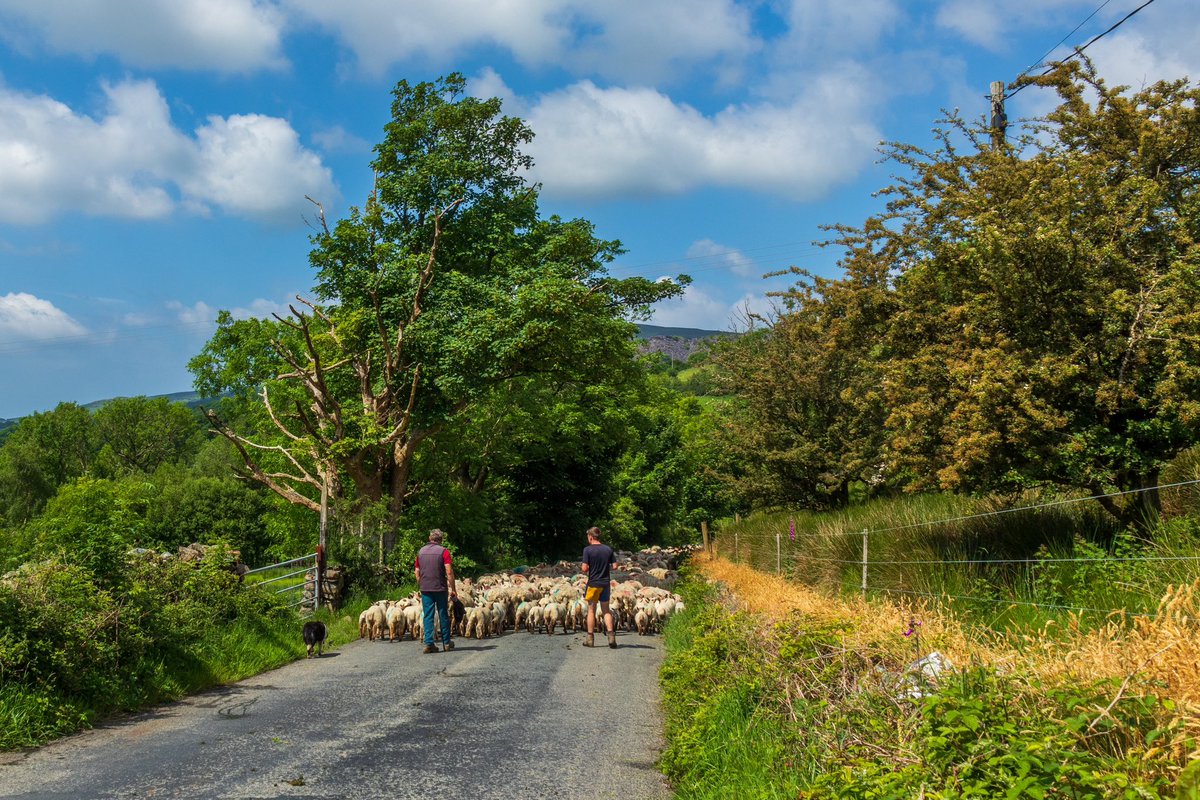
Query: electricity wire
1016,0,1114,81
1007,0,1158,99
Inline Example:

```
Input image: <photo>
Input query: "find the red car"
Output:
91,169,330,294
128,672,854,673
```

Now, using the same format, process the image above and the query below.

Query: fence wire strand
714,475,1200,622
786,479,1200,540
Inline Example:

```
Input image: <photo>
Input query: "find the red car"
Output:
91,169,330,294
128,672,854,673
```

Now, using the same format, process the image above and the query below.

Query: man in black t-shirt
581,526,617,648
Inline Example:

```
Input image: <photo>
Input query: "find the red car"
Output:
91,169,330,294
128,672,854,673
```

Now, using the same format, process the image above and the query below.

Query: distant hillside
81,390,213,413
636,323,735,363
636,323,727,340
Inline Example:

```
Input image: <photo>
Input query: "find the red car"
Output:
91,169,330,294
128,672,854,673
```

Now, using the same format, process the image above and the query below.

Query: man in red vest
415,529,457,654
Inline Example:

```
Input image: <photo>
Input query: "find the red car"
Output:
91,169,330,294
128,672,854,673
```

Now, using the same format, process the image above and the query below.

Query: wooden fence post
776,532,781,575
861,529,868,598
701,520,710,555
317,473,329,610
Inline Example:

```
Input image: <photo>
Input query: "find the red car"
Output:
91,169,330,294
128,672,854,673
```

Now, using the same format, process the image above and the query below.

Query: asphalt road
0,627,670,800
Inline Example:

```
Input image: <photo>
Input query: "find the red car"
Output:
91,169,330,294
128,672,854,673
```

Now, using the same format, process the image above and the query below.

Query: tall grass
660,562,1187,798
718,491,1200,631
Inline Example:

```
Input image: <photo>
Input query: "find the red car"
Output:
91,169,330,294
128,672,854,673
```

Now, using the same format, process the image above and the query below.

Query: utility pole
990,81,1007,151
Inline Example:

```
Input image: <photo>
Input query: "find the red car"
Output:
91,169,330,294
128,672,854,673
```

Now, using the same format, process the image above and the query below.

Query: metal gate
244,552,320,609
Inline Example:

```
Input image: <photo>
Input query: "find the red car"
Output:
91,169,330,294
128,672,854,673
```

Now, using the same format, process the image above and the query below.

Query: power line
1007,0,1158,99
1016,0,1114,81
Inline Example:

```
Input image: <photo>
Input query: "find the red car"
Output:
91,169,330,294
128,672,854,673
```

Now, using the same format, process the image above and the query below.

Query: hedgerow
0,545,293,750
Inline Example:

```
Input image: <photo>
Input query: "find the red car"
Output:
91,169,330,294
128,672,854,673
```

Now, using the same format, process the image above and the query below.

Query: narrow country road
0,627,669,800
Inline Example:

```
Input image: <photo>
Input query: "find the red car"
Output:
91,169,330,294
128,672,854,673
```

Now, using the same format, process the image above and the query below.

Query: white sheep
527,605,544,633
544,602,566,635
386,604,409,641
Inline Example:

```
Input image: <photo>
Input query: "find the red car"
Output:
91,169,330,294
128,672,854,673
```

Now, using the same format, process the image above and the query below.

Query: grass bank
660,555,1200,799
0,550,407,752
720,492,1200,631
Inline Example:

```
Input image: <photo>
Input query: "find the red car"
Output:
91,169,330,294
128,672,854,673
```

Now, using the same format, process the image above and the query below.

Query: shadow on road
443,644,497,652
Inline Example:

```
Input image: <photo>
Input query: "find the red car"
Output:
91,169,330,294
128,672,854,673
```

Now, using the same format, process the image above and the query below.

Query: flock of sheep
357,545,693,644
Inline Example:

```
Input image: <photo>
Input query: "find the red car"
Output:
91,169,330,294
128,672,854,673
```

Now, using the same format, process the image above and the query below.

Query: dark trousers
421,591,451,646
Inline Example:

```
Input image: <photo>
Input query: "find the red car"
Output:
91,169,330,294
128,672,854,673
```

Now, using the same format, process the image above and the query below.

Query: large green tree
716,61,1200,525
0,403,95,524
93,396,204,476
877,62,1200,523
191,74,684,551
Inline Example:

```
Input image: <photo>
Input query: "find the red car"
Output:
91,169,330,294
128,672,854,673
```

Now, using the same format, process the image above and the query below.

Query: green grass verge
659,572,1184,799
720,493,1200,634
0,584,409,752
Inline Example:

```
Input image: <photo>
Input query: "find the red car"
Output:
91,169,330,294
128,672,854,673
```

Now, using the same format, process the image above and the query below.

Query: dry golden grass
696,552,1200,757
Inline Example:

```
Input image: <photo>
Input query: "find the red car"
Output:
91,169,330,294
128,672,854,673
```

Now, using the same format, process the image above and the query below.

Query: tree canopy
191,74,686,552
716,60,1200,524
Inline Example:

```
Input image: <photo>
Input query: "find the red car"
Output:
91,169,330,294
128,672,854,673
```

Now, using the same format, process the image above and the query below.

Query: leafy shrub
0,541,292,750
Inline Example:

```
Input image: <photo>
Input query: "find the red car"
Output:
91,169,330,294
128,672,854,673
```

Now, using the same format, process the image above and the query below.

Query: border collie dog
303,621,328,658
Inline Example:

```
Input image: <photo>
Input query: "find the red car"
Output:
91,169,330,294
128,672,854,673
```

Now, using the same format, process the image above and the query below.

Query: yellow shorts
585,586,605,603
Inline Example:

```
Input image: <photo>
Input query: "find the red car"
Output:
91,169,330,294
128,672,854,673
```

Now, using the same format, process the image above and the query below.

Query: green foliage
0,403,95,524
188,72,686,558
812,670,1174,799
144,473,271,564
0,544,295,751
661,574,1182,800
93,397,205,477
711,61,1200,528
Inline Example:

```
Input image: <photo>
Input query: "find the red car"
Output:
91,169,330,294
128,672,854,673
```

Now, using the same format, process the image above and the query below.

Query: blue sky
0,0,1194,418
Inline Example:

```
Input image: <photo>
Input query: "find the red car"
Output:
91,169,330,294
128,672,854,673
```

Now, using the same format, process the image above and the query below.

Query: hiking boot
422,644,437,654
583,634,595,647
607,631,617,649
444,640,455,652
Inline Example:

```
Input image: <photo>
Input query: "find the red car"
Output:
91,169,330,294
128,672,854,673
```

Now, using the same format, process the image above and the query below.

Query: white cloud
121,311,157,327
167,300,216,327
685,240,755,277
230,297,296,320
0,293,87,341
311,125,371,154
184,114,335,221
524,68,879,200
1087,28,1200,93
776,0,901,61
649,284,731,330
935,0,1004,51
284,0,567,75
0,0,285,72
0,79,336,224
565,1,756,84
166,294,299,328
285,0,755,84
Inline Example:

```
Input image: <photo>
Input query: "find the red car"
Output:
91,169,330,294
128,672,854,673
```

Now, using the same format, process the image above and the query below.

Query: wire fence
711,479,1200,625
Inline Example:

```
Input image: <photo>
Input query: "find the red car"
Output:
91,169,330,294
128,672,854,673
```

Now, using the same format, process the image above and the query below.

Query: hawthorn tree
728,60,1200,525
190,74,685,552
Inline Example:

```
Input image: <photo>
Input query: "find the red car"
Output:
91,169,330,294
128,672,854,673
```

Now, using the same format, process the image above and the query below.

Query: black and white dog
303,621,328,658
